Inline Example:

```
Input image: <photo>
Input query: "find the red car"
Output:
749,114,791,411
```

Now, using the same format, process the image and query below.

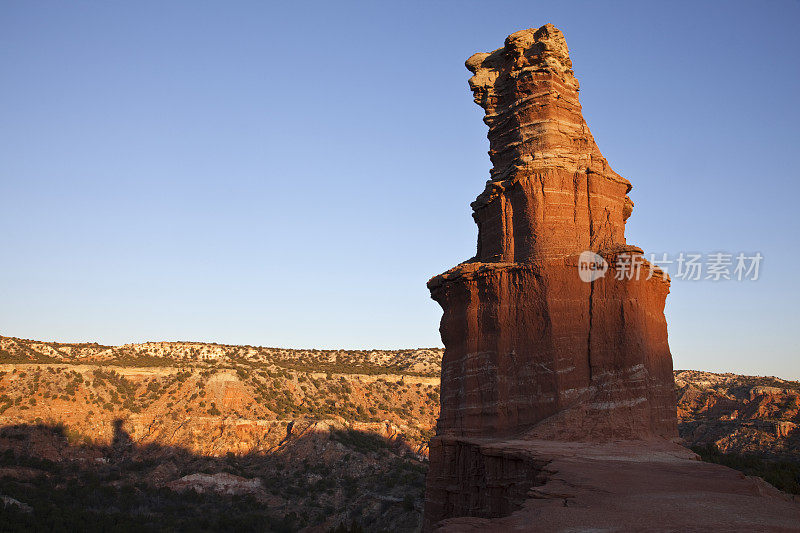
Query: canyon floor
0,336,799,531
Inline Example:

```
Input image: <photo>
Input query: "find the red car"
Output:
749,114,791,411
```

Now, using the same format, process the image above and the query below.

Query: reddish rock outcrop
428,24,675,445
432,439,800,532
424,24,800,530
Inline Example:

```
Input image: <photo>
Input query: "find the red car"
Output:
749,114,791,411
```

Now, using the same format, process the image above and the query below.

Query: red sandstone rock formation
429,24,675,447
423,24,800,530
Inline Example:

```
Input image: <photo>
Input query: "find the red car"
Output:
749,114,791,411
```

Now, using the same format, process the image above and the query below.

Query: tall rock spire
467,23,633,262
424,24,678,527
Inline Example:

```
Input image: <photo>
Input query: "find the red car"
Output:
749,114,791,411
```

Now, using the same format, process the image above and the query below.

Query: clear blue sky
2,1,799,379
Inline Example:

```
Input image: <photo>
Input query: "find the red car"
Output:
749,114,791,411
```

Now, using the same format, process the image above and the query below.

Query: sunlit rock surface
423,24,800,531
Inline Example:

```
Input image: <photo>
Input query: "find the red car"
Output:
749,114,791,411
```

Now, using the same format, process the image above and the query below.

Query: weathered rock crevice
424,437,551,522
587,278,594,382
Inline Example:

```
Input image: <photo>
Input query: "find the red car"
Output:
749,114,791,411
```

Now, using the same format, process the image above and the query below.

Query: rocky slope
0,336,441,532
1,336,799,530
676,369,800,459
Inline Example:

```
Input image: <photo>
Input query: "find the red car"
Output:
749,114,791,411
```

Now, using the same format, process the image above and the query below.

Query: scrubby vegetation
0,449,302,532
692,444,800,495
2,337,800,530
0,336,438,531
0,423,425,532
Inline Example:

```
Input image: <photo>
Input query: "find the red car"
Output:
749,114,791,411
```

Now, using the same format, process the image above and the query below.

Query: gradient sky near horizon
2,1,799,379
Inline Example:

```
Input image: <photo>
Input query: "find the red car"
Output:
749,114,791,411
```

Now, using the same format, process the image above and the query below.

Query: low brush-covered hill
0,336,441,531
0,335,798,530
0,336,442,374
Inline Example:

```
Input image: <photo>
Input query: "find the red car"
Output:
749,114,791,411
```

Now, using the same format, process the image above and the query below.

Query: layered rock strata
428,24,676,445
424,24,768,530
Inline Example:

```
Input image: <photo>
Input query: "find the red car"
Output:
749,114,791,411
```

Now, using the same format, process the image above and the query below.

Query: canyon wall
2,338,800,530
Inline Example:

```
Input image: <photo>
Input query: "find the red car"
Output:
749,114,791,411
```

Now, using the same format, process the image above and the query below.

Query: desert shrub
403,493,415,511
330,430,390,454
65,427,92,446
328,520,365,533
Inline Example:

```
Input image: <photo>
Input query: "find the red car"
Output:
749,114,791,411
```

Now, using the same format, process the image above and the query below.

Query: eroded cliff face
466,24,632,261
424,24,679,528
428,24,676,443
